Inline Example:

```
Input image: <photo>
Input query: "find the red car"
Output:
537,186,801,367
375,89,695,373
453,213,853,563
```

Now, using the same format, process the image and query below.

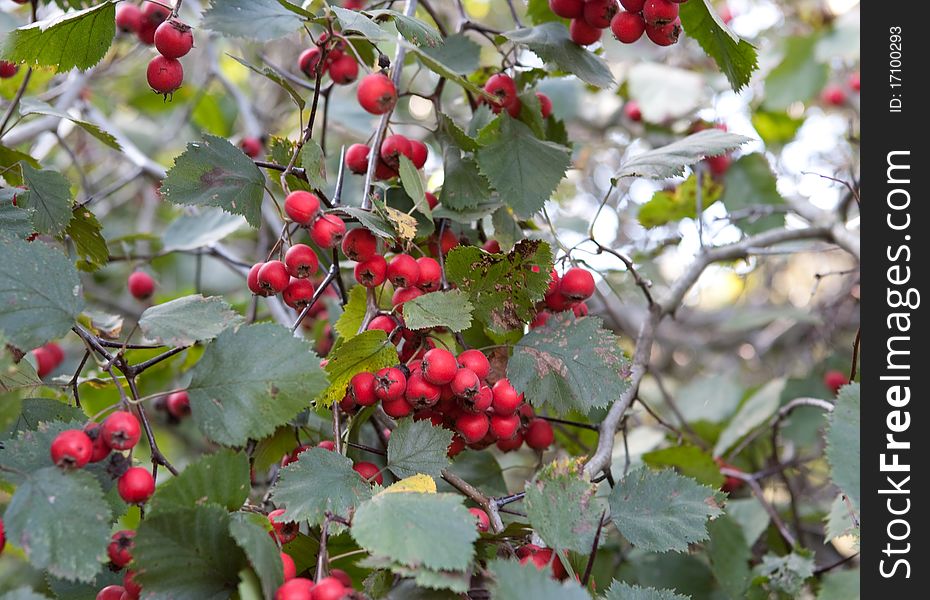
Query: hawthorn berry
419,348,456,385
137,2,170,45
549,0,584,19
248,263,268,296
357,72,398,115
643,0,679,26
51,429,94,468
536,92,553,119
382,394,414,418
472,384,494,412
645,18,682,46
123,569,143,599
283,244,319,278
716,458,745,493
275,577,315,600
118,467,156,504
560,267,595,301
84,423,112,463
391,286,423,306
544,287,574,312
154,19,194,59
258,260,291,295
32,343,62,378
611,11,646,43
469,507,490,532
317,440,337,451
584,0,618,28
165,390,190,419
456,412,490,444
457,349,490,380
484,73,519,114
309,214,347,248
706,154,731,177
107,530,136,568
497,431,524,452
374,367,407,402
525,418,555,450
349,371,378,406
283,444,310,466
330,569,353,589
572,302,589,317
102,411,142,450
425,192,439,209
386,254,421,288
620,0,646,10
824,370,848,394
128,271,155,300
491,379,521,415
313,576,348,600
849,71,860,92
490,413,521,440
447,435,466,457
298,47,323,78
531,311,551,329
95,586,126,600
432,227,459,255
406,372,441,407
284,191,321,225
328,53,359,84
354,255,387,287
380,134,413,170
353,461,384,485
451,367,481,398
283,278,315,309
269,508,299,544
0,61,18,79
240,136,263,158
412,256,440,291
821,84,847,106
146,55,183,95
342,227,378,262
625,100,642,121
281,552,297,580
375,158,398,180
368,314,399,337
409,140,429,169
345,143,371,174
569,19,602,45
115,4,143,34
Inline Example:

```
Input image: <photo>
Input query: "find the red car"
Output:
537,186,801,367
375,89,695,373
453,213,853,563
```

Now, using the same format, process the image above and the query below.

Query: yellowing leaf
381,474,437,495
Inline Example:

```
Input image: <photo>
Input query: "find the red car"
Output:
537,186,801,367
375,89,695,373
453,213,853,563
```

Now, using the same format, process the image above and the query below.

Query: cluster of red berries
821,72,860,107
117,2,193,96
480,73,553,119
298,33,358,85
127,270,156,301
49,411,156,505
94,530,142,599
345,132,429,181
531,266,596,328
30,341,64,378
549,0,687,47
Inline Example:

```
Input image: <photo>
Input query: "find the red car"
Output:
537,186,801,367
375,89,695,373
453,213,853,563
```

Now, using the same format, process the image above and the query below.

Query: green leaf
638,174,723,229
317,330,398,408
720,154,786,234
526,0,565,25
387,418,453,479
762,35,828,111
524,459,602,553
713,379,785,456
419,33,481,74
18,98,120,150
707,515,751,599
405,43,488,96
825,383,859,507
491,207,523,251
824,493,858,543
643,445,725,488
616,130,751,180
508,313,629,416
1,398,83,437
751,111,804,146
488,559,590,600
817,569,859,600
0,343,41,396
432,199,503,223
385,563,471,593
162,207,247,252
5,467,111,582
679,0,758,91
134,505,245,600
161,135,266,228
726,498,770,547
445,240,552,334
18,164,72,236
476,117,570,219
203,0,303,41
402,290,474,333
188,323,328,446
65,206,108,271
228,512,284,600
504,23,614,88
0,421,78,485
138,294,244,347
1,1,115,72
339,207,399,240
370,10,442,47
608,468,722,553
439,146,491,210
754,552,814,596
438,114,479,152
271,447,373,525
0,589,53,600
398,155,430,218
300,139,327,190
0,236,84,351
149,450,251,514
0,188,34,239
602,580,689,600
229,55,306,110
352,492,478,571
333,284,368,339
331,6,390,41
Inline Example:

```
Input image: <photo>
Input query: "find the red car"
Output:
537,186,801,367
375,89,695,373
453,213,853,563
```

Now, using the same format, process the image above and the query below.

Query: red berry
375,158,398,180
484,73,519,113
824,370,848,394
123,569,143,599
258,260,291,295
525,418,554,450
559,267,595,301
50,429,93,468
283,278,315,309
848,71,860,92
569,19,602,45
269,508,299,544
457,349,490,380
620,0,646,11
643,0,679,26
240,136,263,158
491,379,521,414
549,0,584,19
432,228,459,256
645,18,681,46
349,371,378,406
328,53,358,84
281,552,296,580
357,73,397,115
368,314,399,337
821,84,847,106
425,192,439,209
84,423,112,463
317,440,336,451
469,507,490,532
128,271,155,300
0,61,18,79
380,134,413,171
102,411,142,451
146,55,183,95
118,467,156,504
345,144,371,174
275,577,315,600
421,348,458,385
96,586,126,600
284,244,320,279
387,254,420,288
166,390,190,418
342,228,378,262
450,368,480,398
490,414,521,440
456,412,489,444
405,372,441,408
31,347,57,378
374,367,407,402
496,431,523,452
391,286,423,306
312,576,347,600
583,0,617,28
284,191,321,225
154,19,193,59
299,47,323,78
354,255,387,287
115,4,143,33
611,11,646,43
531,311,551,329
107,530,136,568
572,302,589,317
409,140,429,169
471,384,493,413
353,461,383,485
283,444,310,466
329,569,352,589
536,92,553,119
248,263,267,296
137,2,169,44
382,394,414,418
309,215,346,248
447,435,466,457
625,100,642,121
415,257,441,292
706,154,731,177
